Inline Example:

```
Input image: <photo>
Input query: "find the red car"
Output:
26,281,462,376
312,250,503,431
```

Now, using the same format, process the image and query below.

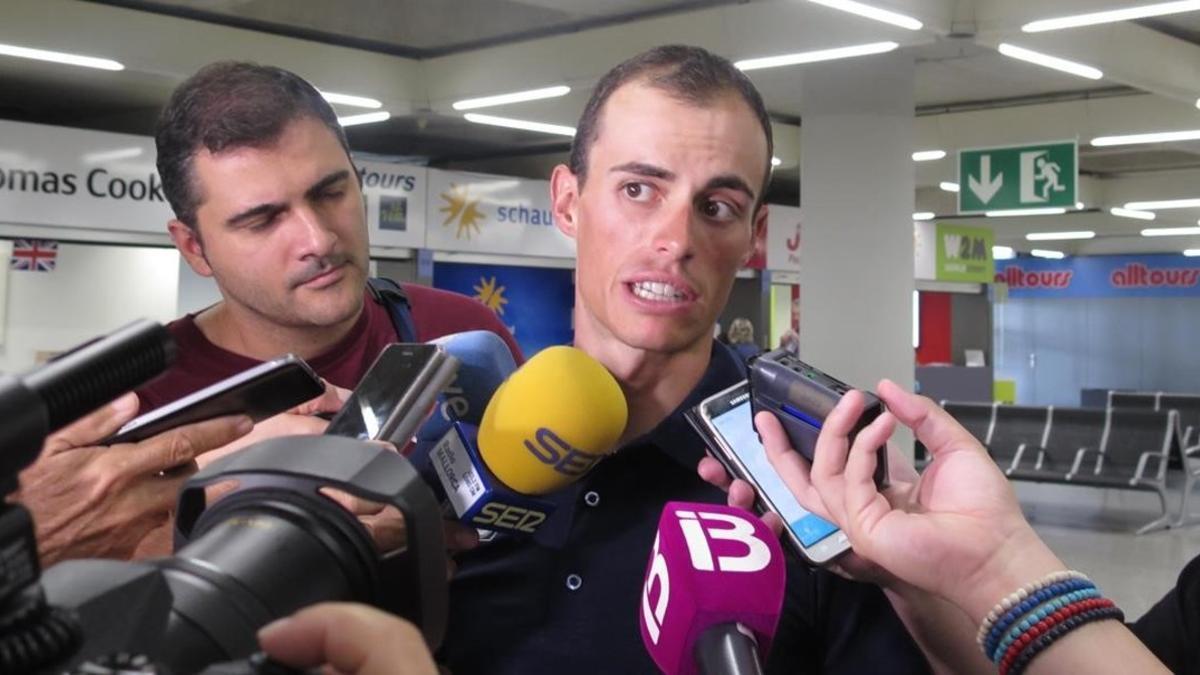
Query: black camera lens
152,488,377,673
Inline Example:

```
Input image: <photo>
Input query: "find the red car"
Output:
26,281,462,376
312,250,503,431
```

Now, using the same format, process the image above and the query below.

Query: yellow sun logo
473,276,509,316
439,184,486,239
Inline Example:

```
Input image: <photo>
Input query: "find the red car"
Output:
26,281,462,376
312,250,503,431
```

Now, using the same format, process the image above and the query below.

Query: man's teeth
632,281,686,302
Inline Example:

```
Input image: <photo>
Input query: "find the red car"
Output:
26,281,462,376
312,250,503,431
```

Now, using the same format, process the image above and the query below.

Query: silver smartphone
324,343,459,447
691,380,851,565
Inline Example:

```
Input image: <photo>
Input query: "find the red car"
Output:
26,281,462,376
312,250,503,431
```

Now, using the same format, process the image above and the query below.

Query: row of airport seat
940,398,1196,535
1106,391,1200,529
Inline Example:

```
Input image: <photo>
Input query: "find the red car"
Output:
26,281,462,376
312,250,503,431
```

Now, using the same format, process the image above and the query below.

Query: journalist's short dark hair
568,45,774,199
155,61,350,228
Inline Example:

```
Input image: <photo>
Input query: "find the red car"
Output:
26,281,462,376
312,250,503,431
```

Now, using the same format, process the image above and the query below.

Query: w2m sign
958,141,1077,214
936,223,994,283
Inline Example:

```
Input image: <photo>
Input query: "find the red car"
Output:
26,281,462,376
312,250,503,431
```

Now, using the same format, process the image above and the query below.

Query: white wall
0,243,180,374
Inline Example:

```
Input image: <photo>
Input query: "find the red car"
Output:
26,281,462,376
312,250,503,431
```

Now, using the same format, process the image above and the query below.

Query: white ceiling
1,0,1199,254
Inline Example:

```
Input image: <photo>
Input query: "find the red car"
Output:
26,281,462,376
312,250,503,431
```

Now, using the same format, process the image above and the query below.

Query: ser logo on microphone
522,427,603,477
641,510,773,644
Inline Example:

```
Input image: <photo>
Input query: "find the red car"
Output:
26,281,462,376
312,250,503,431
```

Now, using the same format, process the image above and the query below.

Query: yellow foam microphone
477,346,628,495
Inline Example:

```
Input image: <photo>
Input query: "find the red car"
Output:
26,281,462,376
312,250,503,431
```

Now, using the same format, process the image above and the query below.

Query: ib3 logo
641,510,772,644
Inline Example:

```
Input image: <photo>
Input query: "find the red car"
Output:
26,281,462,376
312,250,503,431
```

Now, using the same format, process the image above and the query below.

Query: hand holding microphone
426,344,627,536
640,502,785,675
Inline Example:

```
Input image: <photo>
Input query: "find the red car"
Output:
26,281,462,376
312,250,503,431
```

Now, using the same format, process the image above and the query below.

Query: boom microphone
0,319,174,489
640,502,786,675
427,346,627,535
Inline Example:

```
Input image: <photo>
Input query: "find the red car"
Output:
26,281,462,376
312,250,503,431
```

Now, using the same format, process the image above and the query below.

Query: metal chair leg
1138,488,1172,535
1173,466,1200,528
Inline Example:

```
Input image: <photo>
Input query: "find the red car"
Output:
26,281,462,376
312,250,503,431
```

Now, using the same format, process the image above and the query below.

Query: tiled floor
1015,476,1200,620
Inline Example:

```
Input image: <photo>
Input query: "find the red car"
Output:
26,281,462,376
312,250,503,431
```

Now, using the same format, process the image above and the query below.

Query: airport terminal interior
3,0,1200,666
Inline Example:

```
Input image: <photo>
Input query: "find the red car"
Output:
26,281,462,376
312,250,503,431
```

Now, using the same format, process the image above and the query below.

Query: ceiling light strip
1022,1,1200,32
736,41,899,71
1123,198,1200,210
985,207,1068,217
321,91,383,109
0,42,123,71
807,0,923,30
1109,207,1156,220
1092,129,1200,146
997,43,1103,80
338,111,391,127
1141,226,1200,237
463,113,576,137
912,150,946,161
452,85,571,111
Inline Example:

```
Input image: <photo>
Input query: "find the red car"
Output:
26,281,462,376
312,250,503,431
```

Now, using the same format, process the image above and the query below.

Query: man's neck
576,321,712,447
194,299,362,362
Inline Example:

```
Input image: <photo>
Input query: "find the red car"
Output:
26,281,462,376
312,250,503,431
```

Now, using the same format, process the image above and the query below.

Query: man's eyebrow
305,169,352,200
226,201,285,228
609,162,676,181
702,174,756,202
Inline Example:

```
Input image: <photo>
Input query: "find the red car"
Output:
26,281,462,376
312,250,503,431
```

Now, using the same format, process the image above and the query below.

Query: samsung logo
730,392,750,406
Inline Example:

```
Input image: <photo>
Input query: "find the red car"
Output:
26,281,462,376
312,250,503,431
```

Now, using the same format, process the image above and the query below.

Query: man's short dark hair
155,61,351,228
569,45,774,200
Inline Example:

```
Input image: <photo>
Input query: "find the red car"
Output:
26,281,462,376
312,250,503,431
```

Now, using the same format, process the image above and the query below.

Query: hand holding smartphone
324,343,459,447
105,355,324,445
688,381,851,565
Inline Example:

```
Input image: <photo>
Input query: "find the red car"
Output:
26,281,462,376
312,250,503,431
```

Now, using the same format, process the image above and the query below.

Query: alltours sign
996,254,1200,298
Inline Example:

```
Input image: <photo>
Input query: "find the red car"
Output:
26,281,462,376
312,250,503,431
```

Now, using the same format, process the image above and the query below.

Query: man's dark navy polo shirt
441,341,930,674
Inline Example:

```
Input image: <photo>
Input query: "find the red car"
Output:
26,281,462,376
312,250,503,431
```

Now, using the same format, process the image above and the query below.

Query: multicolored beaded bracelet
976,570,1089,648
1001,605,1125,675
995,597,1116,670
981,573,1094,656
989,587,1102,662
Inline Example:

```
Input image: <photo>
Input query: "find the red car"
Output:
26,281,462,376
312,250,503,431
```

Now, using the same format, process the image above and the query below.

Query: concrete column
798,52,916,450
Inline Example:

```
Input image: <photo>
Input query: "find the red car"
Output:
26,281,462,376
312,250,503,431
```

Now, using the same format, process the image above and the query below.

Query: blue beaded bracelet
990,588,1101,663
984,578,1096,656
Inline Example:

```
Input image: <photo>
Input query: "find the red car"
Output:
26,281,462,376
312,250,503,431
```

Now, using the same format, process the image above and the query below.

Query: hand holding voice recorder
748,348,888,488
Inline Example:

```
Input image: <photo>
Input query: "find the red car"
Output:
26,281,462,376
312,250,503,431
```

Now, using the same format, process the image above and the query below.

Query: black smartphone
106,354,324,445
689,380,850,565
324,343,459,446
749,348,888,488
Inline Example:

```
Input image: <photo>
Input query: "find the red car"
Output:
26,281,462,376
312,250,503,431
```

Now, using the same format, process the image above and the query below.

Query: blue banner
995,253,1200,298
433,262,574,356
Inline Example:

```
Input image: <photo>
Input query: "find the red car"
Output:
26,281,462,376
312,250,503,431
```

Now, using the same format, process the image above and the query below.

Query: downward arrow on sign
968,155,1003,204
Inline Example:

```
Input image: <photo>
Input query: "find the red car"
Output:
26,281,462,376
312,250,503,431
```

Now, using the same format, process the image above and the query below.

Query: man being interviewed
442,46,930,673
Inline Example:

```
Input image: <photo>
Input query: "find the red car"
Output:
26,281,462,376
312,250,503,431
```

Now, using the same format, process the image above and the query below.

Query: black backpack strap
367,277,418,343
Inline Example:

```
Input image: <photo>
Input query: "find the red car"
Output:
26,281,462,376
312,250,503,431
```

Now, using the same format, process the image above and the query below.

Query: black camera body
749,348,889,488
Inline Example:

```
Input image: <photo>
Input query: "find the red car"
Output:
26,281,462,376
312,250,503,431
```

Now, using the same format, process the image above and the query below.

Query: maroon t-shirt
136,282,524,413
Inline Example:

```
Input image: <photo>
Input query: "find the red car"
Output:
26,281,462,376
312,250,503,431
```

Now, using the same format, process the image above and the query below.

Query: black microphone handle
694,622,765,675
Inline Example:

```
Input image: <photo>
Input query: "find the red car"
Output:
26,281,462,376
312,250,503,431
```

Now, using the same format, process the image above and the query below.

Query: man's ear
167,219,214,277
551,164,581,239
743,203,769,266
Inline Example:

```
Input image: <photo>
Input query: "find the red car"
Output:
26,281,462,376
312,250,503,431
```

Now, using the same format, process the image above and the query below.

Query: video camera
0,320,447,674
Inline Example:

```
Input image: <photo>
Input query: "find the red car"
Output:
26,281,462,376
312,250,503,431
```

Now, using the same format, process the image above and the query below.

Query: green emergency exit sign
958,141,1077,214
